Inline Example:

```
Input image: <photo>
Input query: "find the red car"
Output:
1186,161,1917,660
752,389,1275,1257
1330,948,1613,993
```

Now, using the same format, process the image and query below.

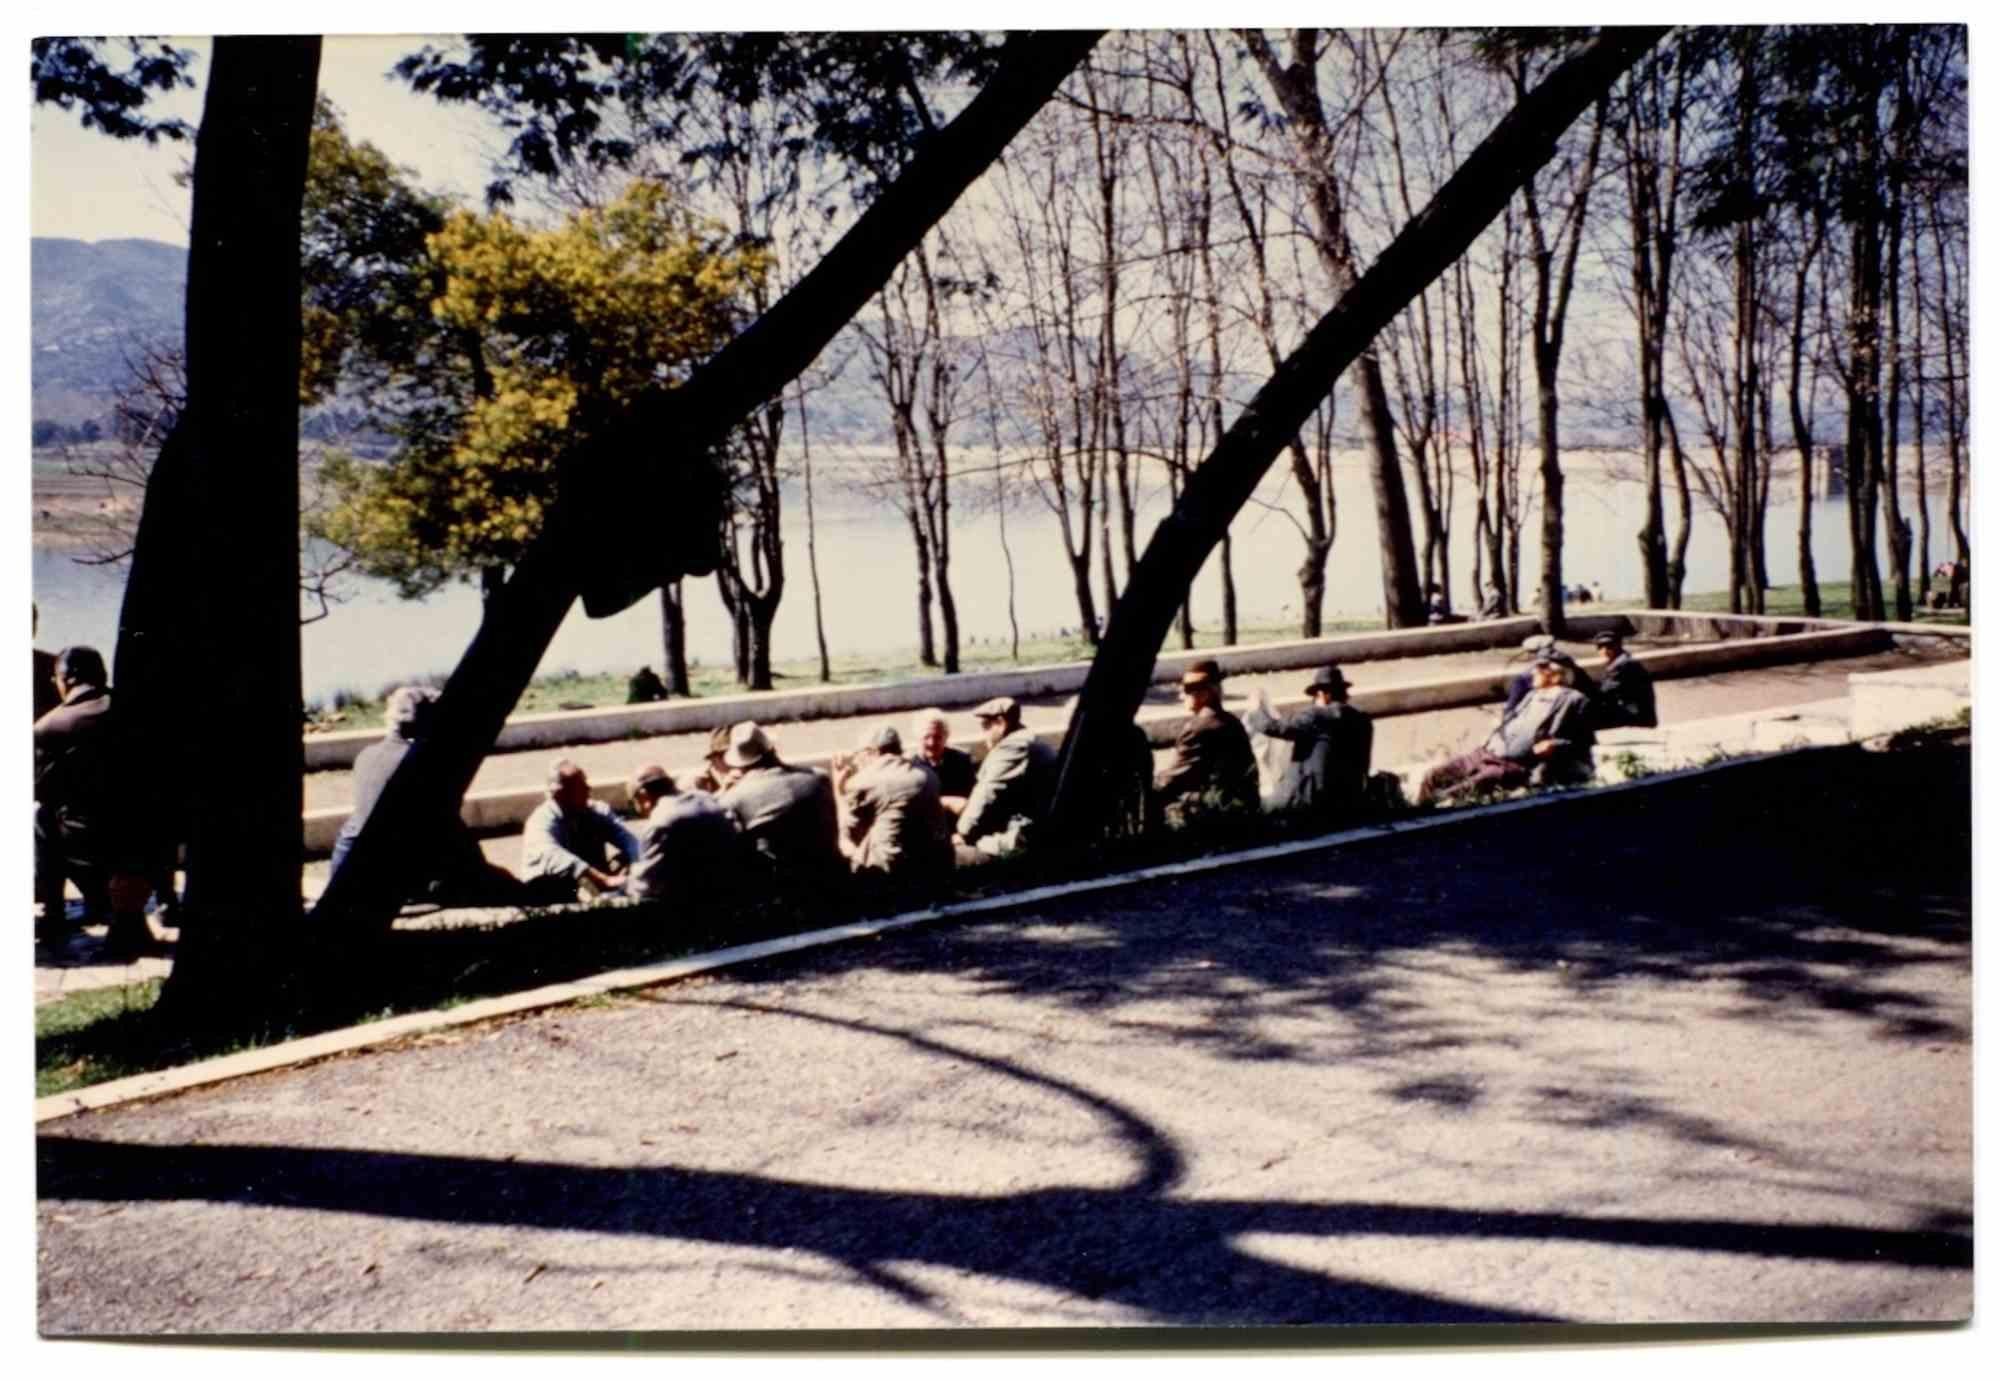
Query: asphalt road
38,745,1972,1333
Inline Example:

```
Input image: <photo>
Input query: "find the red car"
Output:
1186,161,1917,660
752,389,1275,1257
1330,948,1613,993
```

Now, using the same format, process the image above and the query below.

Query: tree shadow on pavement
37,1000,1972,1329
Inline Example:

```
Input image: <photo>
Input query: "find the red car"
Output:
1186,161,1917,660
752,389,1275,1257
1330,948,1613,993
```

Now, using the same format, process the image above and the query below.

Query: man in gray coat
715,721,843,883
520,759,643,901
834,725,949,879
950,696,1057,860
1419,653,1596,804
1245,664,1374,816
626,763,740,909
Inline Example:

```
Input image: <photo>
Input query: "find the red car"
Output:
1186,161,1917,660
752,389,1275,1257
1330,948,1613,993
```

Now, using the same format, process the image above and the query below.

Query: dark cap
1180,658,1223,689
1305,664,1350,696
631,763,673,795
1592,630,1624,648
1535,648,1579,669
972,695,1020,722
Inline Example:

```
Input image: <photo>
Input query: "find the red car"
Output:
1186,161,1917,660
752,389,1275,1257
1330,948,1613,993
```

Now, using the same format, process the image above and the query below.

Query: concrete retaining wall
299,621,1898,857
301,617,1544,772
1849,659,1972,739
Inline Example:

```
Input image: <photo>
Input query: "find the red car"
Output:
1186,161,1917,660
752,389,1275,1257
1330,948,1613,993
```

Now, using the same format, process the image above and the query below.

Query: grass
305,616,1364,728
36,979,165,1097
1663,582,1969,626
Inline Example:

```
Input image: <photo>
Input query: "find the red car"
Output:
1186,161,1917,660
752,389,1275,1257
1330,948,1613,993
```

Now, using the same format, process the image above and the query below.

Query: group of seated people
1417,628,1658,805
329,655,1396,912
328,632,1662,913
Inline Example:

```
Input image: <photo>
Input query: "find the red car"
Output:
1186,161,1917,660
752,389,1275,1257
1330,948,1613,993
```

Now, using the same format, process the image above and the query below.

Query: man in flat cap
1154,659,1259,826
949,696,1058,860
1420,650,1595,805
1589,630,1657,729
627,763,741,907
833,724,949,879
1245,664,1374,817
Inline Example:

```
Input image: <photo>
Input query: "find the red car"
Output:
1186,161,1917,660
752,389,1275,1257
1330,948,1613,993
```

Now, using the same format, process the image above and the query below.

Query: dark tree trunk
312,31,1104,935
1049,27,1665,836
130,37,320,1028
659,582,690,696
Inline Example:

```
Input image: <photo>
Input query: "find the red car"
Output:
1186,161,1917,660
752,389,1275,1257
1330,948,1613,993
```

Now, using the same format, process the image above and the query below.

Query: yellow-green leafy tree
313,180,768,605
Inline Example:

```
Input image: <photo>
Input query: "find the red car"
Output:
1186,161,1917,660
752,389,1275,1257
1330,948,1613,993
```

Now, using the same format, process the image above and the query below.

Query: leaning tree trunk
131,36,321,1029
312,31,1105,935
1049,27,1666,836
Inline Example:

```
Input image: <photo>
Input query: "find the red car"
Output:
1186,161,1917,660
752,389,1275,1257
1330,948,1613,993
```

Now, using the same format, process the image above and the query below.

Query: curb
34,748,1817,1126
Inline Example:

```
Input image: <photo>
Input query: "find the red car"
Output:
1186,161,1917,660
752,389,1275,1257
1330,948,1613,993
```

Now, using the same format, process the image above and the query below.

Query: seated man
715,722,843,883
626,665,668,704
833,725,949,880
34,645,151,953
329,686,521,907
1420,653,1595,805
1245,664,1373,816
520,759,643,902
910,708,978,800
950,696,1057,860
626,763,740,907
1503,637,1594,717
1154,660,1259,825
1590,631,1658,729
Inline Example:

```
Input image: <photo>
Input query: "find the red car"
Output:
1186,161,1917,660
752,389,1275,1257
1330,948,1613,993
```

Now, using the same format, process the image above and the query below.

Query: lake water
32,447,1927,705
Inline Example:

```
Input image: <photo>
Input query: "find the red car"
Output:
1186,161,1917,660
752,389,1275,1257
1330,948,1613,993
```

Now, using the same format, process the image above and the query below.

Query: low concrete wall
301,616,1542,771
300,621,1898,857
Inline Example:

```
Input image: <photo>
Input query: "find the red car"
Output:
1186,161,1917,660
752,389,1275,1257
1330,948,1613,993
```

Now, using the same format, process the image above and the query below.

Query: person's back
1284,701,1372,812
846,755,947,877
35,681,115,833
1595,653,1658,729
1156,705,1259,816
721,762,841,879
630,790,740,903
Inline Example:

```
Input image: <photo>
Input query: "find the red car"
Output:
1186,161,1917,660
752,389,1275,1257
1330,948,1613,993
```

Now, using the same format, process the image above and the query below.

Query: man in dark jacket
1245,664,1373,816
1590,631,1658,729
951,696,1057,860
715,721,843,884
34,645,149,952
1155,660,1259,825
1420,653,1596,804
911,708,978,800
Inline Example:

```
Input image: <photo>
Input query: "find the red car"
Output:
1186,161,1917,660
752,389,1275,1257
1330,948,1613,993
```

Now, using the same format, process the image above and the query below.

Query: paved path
36,746,1972,1332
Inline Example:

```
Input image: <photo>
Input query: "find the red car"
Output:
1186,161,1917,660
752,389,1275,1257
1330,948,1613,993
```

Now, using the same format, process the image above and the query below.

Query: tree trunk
799,383,833,682
139,36,320,1028
659,581,690,695
1049,26,1665,836
312,30,1104,935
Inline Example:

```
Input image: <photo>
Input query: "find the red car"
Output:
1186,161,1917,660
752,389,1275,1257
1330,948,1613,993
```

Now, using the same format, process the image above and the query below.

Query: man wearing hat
832,724,948,878
626,763,741,906
950,696,1058,859
1154,659,1260,825
1590,630,1657,729
1502,636,1594,718
1245,664,1374,816
1420,650,1595,804
715,721,843,883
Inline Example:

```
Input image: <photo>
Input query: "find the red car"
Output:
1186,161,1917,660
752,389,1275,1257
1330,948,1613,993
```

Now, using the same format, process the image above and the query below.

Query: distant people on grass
1589,631,1657,729
910,707,978,799
949,696,1057,862
625,763,740,907
1479,584,1507,620
1153,660,1259,827
329,685,523,907
627,665,668,704
1245,664,1373,817
33,645,153,954
714,722,843,884
520,759,642,902
1419,651,1596,805
832,724,950,881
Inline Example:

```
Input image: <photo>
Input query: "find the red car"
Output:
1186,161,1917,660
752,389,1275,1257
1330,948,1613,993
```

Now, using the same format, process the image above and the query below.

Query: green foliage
310,180,769,596
30,37,196,143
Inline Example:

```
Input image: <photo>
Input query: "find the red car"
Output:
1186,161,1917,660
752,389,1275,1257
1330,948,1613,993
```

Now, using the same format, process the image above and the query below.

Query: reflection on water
31,454,1885,704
